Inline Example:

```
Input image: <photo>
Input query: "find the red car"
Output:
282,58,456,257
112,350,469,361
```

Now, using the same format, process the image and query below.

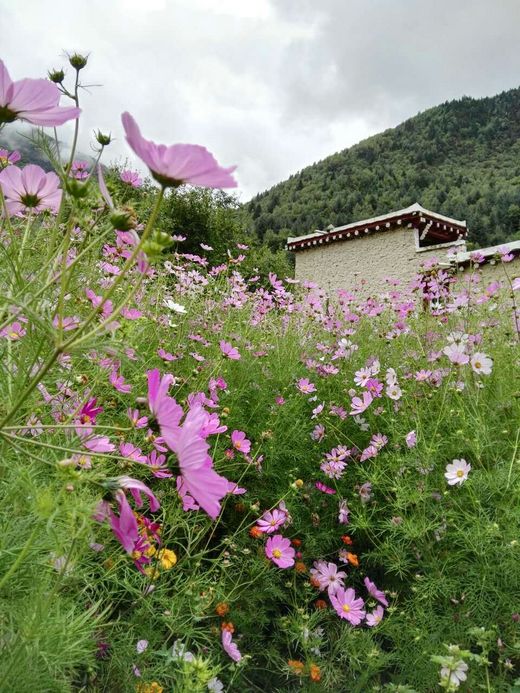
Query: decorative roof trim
287,203,468,252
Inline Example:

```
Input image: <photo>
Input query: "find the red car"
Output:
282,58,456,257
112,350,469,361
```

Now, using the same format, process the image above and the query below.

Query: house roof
455,240,520,266
286,203,468,252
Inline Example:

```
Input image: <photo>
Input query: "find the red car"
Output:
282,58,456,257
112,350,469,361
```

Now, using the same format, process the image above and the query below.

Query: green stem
0,524,39,592
506,427,520,490
0,188,164,430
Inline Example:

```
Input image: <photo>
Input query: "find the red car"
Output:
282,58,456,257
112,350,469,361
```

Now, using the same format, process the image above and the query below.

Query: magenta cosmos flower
256,508,286,534
0,59,80,126
0,164,61,216
121,112,237,189
146,369,234,519
330,587,366,625
231,430,251,454
364,577,389,607
265,534,295,569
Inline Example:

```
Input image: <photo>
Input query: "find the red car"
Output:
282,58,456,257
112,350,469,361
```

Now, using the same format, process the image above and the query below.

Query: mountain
0,128,90,172
246,88,520,250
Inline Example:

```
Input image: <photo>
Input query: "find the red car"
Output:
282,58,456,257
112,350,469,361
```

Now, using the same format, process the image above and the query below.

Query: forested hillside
246,88,520,250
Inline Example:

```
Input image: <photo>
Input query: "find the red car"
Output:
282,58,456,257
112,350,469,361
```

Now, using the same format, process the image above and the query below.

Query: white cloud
2,0,519,201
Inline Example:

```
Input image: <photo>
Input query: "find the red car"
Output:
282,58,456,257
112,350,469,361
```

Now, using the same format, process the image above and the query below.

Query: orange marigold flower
314,599,328,610
295,561,307,573
341,534,353,545
249,526,263,539
310,576,321,588
215,602,230,617
287,659,305,675
346,552,359,567
309,664,321,682
291,538,302,547
221,621,235,633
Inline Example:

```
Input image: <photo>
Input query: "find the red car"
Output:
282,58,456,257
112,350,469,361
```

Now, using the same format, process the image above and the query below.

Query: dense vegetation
246,87,520,251
2,52,520,693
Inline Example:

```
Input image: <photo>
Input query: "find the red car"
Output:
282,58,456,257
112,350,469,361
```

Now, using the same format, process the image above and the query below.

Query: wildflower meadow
1,53,520,693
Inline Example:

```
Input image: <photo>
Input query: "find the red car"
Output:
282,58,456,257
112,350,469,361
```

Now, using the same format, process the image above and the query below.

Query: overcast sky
2,0,520,200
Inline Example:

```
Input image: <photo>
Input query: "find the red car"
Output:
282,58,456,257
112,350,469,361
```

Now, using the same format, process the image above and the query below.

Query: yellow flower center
474,361,481,369
342,604,351,613
456,469,464,477
8,331,19,339
272,549,282,558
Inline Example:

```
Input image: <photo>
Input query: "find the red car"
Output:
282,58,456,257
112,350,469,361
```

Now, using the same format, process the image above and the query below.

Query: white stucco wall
294,226,462,297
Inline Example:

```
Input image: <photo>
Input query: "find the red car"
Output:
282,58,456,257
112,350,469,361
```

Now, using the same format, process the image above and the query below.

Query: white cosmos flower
163,298,187,314
470,352,493,375
440,659,468,687
445,459,471,486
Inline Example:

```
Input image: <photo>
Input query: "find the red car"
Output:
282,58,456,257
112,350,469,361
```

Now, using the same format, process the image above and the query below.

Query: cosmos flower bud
69,53,88,70
109,208,137,231
48,68,65,84
95,130,112,147
65,176,89,199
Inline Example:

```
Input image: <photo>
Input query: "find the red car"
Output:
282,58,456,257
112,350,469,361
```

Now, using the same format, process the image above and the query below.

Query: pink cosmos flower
219,340,241,360
145,450,172,479
221,630,242,662
53,315,80,331
136,640,148,654
231,430,251,454
256,508,286,534
119,442,147,463
127,408,148,429
470,352,493,375
405,430,417,448
70,160,89,180
445,458,471,486
443,343,470,365
349,391,373,416
296,378,316,394
1,321,26,340
310,560,346,595
121,112,237,189
364,577,389,607
315,481,336,495
147,368,179,420
330,587,366,625
117,476,160,511
265,534,295,569
338,500,350,524
365,605,385,627
0,59,81,126
0,148,21,167
120,169,143,187
162,404,232,520
360,445,378,462
81,434,115,453
0,164,61,216
109,370,132,394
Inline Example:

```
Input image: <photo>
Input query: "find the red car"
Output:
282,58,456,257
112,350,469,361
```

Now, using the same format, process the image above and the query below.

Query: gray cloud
1,0,519,200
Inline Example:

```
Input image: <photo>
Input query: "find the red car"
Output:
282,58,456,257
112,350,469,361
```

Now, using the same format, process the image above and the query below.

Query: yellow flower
136,682,163,693
157,548,177,570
